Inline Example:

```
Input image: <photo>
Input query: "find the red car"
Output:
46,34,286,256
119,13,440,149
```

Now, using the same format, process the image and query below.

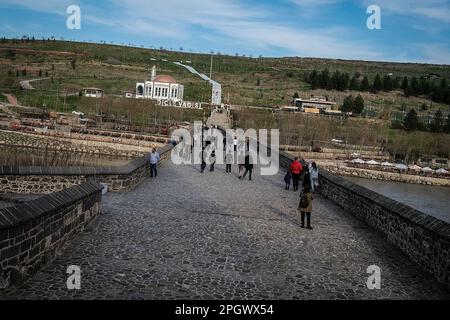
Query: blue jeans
150,163,157,177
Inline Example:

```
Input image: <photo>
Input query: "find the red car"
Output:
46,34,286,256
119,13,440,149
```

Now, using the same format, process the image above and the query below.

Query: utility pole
209,54,213,80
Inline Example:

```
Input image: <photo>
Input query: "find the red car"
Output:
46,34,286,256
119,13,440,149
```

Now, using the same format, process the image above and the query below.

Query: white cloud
101,0,386,60
0,23,20,34
2,0,449,63
361,0,450,23
419,43,450,65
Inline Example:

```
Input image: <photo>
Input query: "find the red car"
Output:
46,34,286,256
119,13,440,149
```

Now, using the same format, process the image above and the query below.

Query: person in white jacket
309,162,319,192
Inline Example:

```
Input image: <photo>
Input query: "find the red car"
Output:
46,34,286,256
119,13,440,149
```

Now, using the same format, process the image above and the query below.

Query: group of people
201,148,254,181
284,157,319,230
149,142,318,229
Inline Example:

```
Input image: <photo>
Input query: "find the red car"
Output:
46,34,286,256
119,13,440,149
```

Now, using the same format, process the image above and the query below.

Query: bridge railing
0,179,103,289
0,143,174,194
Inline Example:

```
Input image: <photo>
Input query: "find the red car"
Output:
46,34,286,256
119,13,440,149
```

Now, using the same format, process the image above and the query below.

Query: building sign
157,99,203,109
211,81,221,105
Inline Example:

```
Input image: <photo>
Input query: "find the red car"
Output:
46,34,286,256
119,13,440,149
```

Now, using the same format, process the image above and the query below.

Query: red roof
153,75,177,83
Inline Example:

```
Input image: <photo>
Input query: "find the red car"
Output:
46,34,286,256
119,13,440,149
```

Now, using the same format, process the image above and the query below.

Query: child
209,150,216,172
298,185,313,229
284,170,292,190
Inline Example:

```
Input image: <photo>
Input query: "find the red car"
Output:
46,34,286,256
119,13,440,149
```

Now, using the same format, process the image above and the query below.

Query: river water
343,176,450,224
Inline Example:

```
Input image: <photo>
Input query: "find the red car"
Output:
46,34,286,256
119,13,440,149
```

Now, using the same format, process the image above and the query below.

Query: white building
82,87,103,98
136,66,184,102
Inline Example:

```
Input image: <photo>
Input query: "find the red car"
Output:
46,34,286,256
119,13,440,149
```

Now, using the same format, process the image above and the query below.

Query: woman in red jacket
290,157,303,191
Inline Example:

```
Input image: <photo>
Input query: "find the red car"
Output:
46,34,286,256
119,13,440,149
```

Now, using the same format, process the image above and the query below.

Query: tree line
304,69,450,105
400,109,450,133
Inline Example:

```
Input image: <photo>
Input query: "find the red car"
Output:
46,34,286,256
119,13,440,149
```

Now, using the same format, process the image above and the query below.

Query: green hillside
1,39,449,113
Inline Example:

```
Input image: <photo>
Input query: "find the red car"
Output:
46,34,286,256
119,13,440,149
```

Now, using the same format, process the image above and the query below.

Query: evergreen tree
446,114,450,133
340,95,354,113
360,76,370,91
337,72,350,91
331,70,340,90
410,77,419,96
404,85,413,97
393,77,401,89
320,69,330,89
431,109,444,132
401,76,409,91
373,74,383,92
383,75,393,91
432,78,448,103
420,77,431,94
349,75,359,91
404,109,419,131
353,95,365,114
309,70,319,90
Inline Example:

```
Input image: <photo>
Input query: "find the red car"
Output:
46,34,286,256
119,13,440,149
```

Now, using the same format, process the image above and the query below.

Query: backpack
298,193,309,209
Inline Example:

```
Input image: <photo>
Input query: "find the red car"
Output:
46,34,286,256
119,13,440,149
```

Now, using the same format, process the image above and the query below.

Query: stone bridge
1,156,449,299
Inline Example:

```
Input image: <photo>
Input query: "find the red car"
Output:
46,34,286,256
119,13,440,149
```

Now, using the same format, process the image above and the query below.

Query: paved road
19,77,50,90
1,160,449,299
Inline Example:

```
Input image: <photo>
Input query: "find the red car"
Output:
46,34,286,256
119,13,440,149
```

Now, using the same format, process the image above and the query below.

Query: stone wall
318,171,450,291
0,180,103,289
0,130,164,158
0,144,173,194
276,148,450,291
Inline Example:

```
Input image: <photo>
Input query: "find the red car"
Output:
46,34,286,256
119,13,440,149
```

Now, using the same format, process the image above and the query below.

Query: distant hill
0,39,449,116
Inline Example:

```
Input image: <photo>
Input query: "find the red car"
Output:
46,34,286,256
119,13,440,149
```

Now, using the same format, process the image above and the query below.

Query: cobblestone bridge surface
1,160,449,299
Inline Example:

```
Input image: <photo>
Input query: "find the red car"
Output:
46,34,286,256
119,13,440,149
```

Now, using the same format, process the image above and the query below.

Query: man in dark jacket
241,154,254,180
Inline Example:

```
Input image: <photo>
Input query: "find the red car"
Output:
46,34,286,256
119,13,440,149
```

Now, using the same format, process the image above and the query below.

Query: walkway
1,161,448,299
19,77,50,90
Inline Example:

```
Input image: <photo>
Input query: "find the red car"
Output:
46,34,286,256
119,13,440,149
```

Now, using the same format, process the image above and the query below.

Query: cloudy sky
0,0,449,64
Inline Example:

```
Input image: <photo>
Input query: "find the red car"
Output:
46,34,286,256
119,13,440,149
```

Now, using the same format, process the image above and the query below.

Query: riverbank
343,176,450,223
315,161,450,187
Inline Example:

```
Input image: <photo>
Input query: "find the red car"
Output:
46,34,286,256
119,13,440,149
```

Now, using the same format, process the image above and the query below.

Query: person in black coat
241,154,254,180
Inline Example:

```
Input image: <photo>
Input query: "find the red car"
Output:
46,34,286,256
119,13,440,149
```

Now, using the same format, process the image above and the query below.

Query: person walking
200,149,206,173
298,185,313,229
237,153,245,179
209,150,216,172
309,162,319,192
290,157,303,191
233,136,238,152
242,154,253,180
225,152,233,174
303,166,311,189
284,170,292,190
149,148,160,177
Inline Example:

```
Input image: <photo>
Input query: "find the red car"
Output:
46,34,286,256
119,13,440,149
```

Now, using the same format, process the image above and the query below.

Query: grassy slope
0,40,449,159
1,40,449,110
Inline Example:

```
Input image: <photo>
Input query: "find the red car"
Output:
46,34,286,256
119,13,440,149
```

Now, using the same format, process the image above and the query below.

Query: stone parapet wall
0,180,103,289
0,144,173,194
0,130,164,158
318,171,450,291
